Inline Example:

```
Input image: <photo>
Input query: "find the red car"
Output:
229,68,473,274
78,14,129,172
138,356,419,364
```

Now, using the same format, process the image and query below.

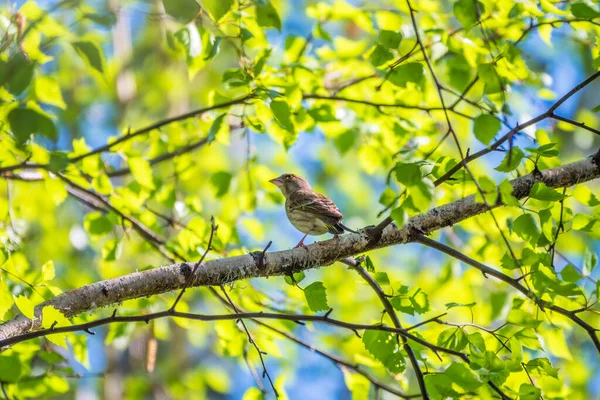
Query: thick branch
0,157,598,342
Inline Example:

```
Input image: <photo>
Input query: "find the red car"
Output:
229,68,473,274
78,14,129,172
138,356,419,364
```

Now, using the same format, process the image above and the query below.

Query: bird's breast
284,204,329,235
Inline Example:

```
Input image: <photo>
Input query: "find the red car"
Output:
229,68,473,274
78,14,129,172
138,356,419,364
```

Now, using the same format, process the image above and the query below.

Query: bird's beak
269,177,283,186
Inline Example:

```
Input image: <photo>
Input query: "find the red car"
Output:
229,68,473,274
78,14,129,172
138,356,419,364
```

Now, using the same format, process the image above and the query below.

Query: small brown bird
269,173,357,248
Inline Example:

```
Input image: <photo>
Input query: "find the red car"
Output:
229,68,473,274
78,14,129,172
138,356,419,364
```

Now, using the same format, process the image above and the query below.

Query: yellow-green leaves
84,212,114,237
207,113,227,143
512,214,540,245
35,76,67,109
495,148,524,172
13,294,36,319
0,53,34,95
388,62,425,89
379,30,402,49
8,107,58,145
454,0,486,28
128,157,155,190
0,354,21,383
256,0,282,31
478,64,503,94
570,0,600,18
211,171,233,197
0,280,13,320
303,281,329,312
201,0,232,22
72,40,105,74
369,44,393,67
390,286,430,316
473,114,501,145
270,99,294,132
41,260,55,281
361,328,406,373
529,183,565,201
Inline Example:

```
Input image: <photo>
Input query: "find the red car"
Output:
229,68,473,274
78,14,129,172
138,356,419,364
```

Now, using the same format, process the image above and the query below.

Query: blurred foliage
0,0,599,398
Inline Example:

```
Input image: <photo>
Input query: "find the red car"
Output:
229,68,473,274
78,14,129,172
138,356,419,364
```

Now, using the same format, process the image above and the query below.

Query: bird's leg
294,233,308,249
333,234,339,239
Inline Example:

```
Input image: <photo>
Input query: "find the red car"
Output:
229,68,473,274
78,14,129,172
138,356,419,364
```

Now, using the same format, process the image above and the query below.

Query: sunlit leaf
304,281,329,312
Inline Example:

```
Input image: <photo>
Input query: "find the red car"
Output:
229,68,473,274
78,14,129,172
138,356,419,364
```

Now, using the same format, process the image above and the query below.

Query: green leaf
84,212,114,236
128,157,155,189
35,76,67,109
256,1,281,31
512,214,540,244
379,187,397,207
202,0,233,21
92,174,113,195
342,370,370,400
210,171,232,197
494,147,524,172
539,208,553,241
529,182,565,201
445,302,476,309
14,294,36,319
102,239,123,262
3,53,34,95
454,0,485,28
0,354,21,382
561,264,582,282
270,99,294,132
526,143,559,158
364,256,375,272
425,374,460,399
473,114,501,145
394,162,422,186
571,0,600,18
8,107,58,145
42,260,55,281
0,280,11,320
445,363,482,391
374,271,390,286
334,129,358,155
508,309,542,329
572,185,600,206
478,63,502,94
390,287,429,315
584,248,597,273
204,37,223,60
518,384,541,400
525,358,559,379
304,281,329,312
72,41,105,74
388,62,425,89
163,0,201,22
369,44,393,66
48,152,69,173
438,328,468,351
284,272,305,285
207,113,227,143
499,179,519,206
390,207,407,228
379,30,402,49
362,329,405,373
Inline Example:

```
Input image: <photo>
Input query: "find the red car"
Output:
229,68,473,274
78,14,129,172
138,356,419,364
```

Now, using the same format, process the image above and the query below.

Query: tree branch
0,157,598,346
344,258,429,399
413,234,600,354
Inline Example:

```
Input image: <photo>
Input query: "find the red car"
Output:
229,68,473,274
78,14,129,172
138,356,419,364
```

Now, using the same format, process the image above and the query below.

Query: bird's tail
338,222,358,234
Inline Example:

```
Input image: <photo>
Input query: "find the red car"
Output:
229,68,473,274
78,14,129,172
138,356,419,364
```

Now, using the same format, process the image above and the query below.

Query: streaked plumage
269,173,357,247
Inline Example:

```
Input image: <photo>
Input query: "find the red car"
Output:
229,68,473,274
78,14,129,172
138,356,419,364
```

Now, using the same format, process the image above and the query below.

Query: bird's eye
285,176,290,180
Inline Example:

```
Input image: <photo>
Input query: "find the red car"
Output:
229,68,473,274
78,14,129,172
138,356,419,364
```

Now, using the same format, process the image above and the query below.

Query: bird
269,173,358,248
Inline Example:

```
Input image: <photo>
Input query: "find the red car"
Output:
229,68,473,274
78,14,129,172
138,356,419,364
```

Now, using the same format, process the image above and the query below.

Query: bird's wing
288,190,343,221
